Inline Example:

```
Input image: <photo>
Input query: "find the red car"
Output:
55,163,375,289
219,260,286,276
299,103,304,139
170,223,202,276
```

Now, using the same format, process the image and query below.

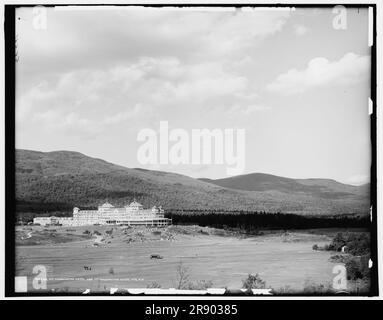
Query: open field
15,225,362,293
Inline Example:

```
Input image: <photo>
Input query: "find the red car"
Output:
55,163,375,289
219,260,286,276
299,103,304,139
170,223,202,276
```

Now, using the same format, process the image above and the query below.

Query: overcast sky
15,6,371,185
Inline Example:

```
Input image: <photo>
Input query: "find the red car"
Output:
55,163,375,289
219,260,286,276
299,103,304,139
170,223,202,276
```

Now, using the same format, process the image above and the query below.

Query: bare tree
175,261,190,289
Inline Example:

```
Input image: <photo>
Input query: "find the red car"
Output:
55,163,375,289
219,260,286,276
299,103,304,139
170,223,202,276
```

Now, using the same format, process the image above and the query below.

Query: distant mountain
15,149,370,216
199,173,369,200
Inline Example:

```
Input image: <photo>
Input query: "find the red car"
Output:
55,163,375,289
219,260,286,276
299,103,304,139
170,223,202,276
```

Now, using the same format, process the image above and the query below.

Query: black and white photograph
2,1,381,300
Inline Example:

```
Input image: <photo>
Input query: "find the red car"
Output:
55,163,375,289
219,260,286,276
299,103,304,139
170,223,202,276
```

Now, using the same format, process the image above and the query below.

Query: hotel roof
100,202,114,208
129,201,143,207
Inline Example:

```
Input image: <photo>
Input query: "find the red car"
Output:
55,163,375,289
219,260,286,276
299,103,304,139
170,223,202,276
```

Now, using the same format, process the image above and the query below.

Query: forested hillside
15,149,370,216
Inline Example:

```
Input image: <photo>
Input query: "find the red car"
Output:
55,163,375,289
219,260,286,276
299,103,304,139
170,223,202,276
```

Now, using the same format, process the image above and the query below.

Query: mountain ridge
15,149,370,216
198,172,368,197
200,173,368,188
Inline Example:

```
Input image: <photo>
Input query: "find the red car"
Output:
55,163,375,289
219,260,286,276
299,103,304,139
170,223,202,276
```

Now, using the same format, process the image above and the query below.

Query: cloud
266,53,370,95
16,7,290,82
225,104,270,117
346,174,370,186
16,55,268,137
30,110,100,138
15,7,292,139
294,24,309,36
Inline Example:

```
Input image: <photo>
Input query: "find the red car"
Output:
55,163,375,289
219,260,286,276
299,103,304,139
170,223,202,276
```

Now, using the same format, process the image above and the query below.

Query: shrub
346,259,363,280
346,234,370,256
330,233,347,251
54,286,70,293
329,254,350,263
303,280,332,294
146,281,161,288
174,262,213,290
345,255,370,280
242,273,266,289
312,244,318,250
329,232,370,255
273,285,295,294
186,280,213,290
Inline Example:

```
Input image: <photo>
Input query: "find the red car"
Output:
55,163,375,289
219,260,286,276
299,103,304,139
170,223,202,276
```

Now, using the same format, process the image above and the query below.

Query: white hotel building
33,201,172,227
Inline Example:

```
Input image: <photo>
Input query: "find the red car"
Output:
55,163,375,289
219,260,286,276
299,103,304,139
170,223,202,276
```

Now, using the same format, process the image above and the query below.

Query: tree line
165,210,370,231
